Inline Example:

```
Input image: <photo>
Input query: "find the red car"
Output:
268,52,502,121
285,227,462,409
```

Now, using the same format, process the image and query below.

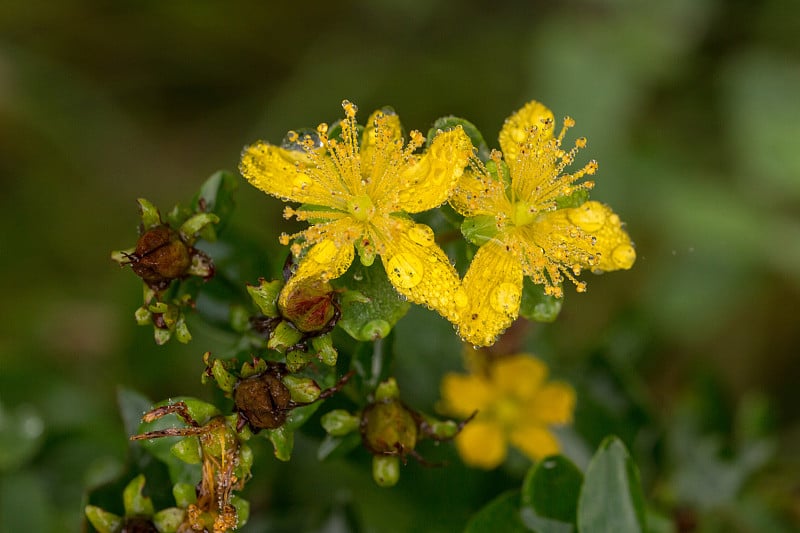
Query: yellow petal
361,108,403,179
449,168,509,219
498,101,555,170
395,127,473,213
457,238,524,347
239,142,336,207
524,382,576,426
563,201,636,271
373,216,466,323
509,424,561,462
491,354,548,400
439,373,494,418
279,237,355,310
455,420,507,469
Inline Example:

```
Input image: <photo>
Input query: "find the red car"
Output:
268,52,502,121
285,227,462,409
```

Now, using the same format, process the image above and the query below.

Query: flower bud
372,455,400,487
278,279,338,334
360,398,418,456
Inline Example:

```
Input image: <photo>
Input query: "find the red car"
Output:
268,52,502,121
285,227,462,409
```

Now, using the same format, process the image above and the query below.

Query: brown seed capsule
128,226,191,290
233,369,293,431
121,517,158,533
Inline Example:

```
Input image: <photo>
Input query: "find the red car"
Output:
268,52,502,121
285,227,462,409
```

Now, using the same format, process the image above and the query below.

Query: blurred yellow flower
439,353,575,470
240,100,473,323
451,101,636,346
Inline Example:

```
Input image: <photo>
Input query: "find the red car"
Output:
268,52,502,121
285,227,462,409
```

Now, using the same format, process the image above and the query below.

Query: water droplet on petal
407,224,435,247
309,240,338,264
489,282,521,314
386,253,424,289
611,244,636,269
567,202,605,232
454,288,468,309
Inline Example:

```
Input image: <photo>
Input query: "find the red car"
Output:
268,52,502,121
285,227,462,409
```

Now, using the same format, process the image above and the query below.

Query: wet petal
439,373,494,418
361,108,403,178
498,100,555,171
450,168,508,218
525,382,576,426
509,424,561,462
239,142,335,206
279,238,355,310
562,201,636,271
374,216,466,323
491,354,548,400
457,238,524,347
455,420,507,469
395,127,473,213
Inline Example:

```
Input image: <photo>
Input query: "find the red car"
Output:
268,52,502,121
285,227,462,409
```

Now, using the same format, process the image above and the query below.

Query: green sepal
426,116,490,161
170,436,202,465
174,315,191,343
461,215,499,247
137,198,162,230
486,158,512,191
555,188,590,209
312,334,338,366
334,261,410,342
374,377,400,401
122,474,155,518
134,305,151,325
172,483,197,508
240,357,268,379
153,327,172,345
267,320,303,352
282,375,321,403
205,356,237,393
372,455,400,488
320,409,360,437
519,277,563,323
247,278,282,317
85,506,123,533
265,426,294,462
230,495,250,528
355,238,376,266
178,212,219,245
152,507,184,533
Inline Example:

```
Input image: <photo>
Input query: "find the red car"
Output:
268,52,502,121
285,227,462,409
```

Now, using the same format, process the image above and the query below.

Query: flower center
510,201,536,227
347,194,376,222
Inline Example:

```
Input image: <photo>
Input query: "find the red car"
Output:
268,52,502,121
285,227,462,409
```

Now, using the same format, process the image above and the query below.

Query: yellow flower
240,100,473,323
451,101,636,346
439,353,575,469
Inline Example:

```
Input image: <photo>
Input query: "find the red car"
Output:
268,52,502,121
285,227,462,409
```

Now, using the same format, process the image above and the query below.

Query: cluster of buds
131,399,252,533
321,378,472,487
203,353,351,461
111,198,218,344
246,270,339,370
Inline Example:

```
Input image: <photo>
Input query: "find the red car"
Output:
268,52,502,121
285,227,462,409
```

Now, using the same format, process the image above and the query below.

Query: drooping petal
395,127,473,213
239,142,338,207
524,382,576,426
509,424,561,462
279,237,355,310
457,238,524,347
373,216,467,323
491,354,548,401
498,100,555,172
439,373,495,418
455,420,507,469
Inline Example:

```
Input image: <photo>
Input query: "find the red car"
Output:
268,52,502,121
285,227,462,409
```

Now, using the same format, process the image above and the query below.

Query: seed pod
128,226,191,290
233,369,293,431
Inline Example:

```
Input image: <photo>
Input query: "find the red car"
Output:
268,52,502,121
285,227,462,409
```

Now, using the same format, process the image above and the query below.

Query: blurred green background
1,0,799,531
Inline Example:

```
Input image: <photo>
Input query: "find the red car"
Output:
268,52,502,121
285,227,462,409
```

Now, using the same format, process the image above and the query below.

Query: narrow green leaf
522,455,583,524
465,490,531,533
577,437,646,533
192,170,238,232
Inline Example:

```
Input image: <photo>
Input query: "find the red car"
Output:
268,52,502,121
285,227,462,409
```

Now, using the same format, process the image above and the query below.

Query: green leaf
555,189,590,209
522,455,583,525
265,426,294,462
464,490,531,533
519,277,563,323
335,261,410,342
577,437,646,533
317,433,362,461
427,116,490,161
192,170,238,233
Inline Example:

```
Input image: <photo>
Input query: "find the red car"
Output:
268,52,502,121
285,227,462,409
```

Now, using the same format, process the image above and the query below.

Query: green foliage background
1,0,798,531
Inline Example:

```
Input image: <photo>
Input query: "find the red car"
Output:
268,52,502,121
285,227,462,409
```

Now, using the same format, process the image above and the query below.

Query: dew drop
489,282,521,314
386,253,424,289
454,288,468,309
407,224,435,247
611,244,636,269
